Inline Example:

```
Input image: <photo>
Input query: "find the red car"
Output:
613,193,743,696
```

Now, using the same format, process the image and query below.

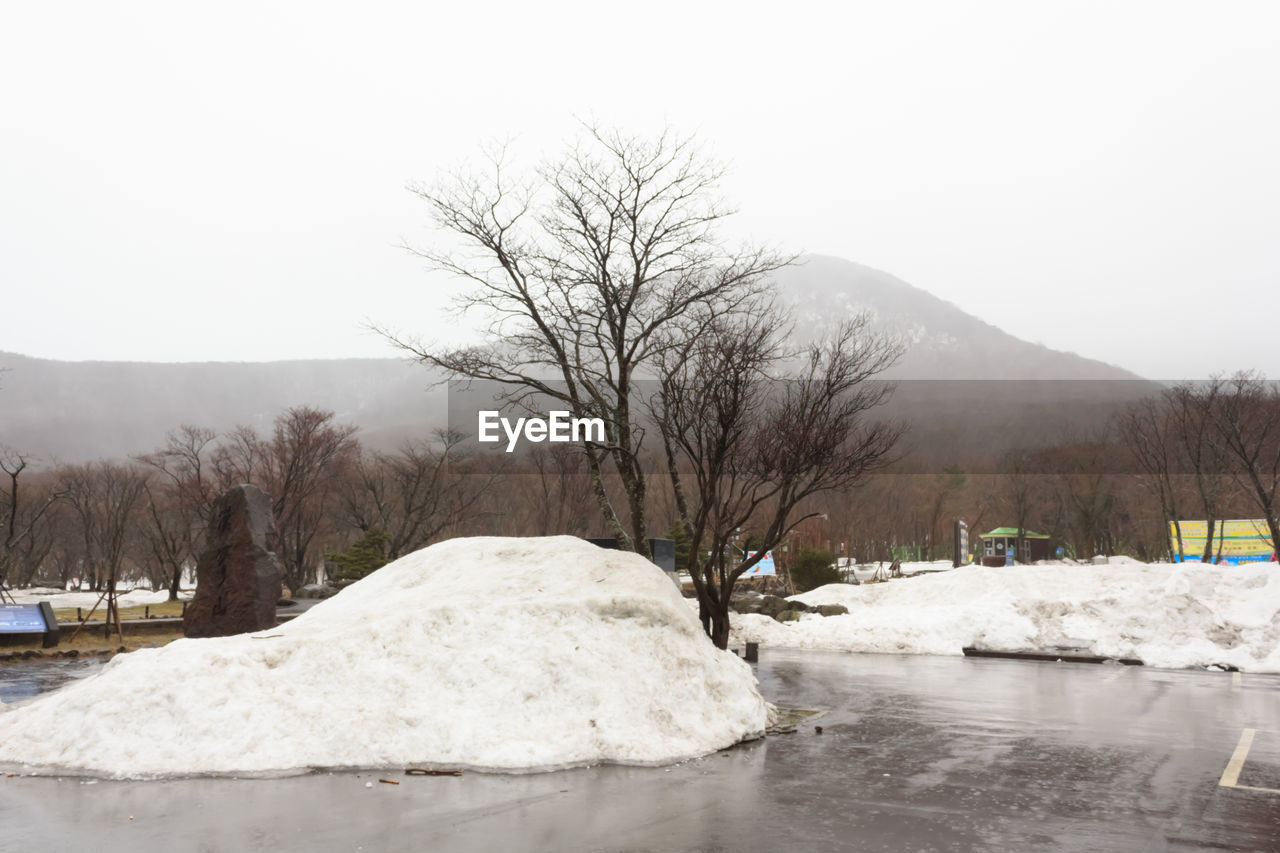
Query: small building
979,528,1051,566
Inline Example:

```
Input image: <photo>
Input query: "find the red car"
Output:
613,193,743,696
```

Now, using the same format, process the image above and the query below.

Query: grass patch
51,598,186,622
0,630,185,659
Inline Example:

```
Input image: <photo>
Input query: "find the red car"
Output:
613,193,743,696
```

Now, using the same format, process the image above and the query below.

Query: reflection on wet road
0,650,1276,851
0,659,104,705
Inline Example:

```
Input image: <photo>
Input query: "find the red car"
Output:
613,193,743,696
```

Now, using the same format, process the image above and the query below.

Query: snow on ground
8,588,192,608
731,561,1280,672
0,537,767,779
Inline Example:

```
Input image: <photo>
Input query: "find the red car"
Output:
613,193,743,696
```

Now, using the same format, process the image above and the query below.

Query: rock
776,609,803,622
183,484,285,638
758,595,793,619
817,604,849,617
294,584,338,600
1091,555,1109,565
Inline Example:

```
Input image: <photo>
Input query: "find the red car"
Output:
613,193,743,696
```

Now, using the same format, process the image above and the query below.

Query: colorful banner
742,551,776,577
1170,519,1276,564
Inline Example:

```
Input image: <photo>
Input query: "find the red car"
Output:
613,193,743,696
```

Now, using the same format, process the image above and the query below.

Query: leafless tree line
2,374,1276,610
0,407,494,597
1118,374,1280,561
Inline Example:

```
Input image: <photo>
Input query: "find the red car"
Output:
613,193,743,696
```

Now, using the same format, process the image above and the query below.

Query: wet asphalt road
0,650,1276,852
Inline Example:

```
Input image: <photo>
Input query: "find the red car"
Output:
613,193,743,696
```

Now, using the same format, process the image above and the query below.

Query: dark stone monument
183,484,284,638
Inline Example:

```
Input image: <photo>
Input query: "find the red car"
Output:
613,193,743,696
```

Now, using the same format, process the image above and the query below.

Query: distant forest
3,375,1277,597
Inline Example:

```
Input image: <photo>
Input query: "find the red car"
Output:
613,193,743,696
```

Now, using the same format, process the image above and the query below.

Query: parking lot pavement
1,650,1276,851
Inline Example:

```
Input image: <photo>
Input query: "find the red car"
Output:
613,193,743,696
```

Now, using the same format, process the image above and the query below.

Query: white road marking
1232,671,1242,691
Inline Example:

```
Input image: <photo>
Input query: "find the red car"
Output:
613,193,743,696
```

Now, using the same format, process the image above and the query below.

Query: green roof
980,527,1050,539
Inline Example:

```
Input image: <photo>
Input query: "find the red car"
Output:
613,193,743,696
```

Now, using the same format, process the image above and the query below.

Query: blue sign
0,605,49,633
742,551,776,577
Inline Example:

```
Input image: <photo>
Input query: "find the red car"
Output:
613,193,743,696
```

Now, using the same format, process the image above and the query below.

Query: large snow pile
0,537,767,778
733,561,1280,672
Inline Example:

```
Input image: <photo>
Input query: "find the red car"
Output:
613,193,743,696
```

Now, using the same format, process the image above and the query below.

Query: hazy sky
3,1,1277,379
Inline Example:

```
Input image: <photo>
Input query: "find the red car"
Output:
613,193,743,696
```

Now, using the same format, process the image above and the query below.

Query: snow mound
733,562,1280,672
0,536,767,778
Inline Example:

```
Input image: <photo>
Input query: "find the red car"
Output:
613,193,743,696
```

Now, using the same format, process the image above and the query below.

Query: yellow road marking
1219,727,1280,794
1219,728,1255,788
1102,667,1126,684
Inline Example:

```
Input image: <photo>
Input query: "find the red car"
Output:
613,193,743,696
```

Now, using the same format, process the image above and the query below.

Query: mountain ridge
1,254,1145,462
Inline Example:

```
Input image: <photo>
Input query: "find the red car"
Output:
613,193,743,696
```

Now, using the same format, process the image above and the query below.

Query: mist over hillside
0,255,1148,464
783,256,1139,380
0,354,445,464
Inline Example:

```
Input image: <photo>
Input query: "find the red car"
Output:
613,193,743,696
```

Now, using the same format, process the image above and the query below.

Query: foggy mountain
784,256,1138,380
1,255,1149,464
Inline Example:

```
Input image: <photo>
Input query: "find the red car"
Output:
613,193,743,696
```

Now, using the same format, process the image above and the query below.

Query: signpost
1170,520,1276,564
0,602,60,648
954,519,969,568
742,551,776,577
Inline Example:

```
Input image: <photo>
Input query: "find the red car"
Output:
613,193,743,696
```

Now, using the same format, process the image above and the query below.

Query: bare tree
1167,382,1233,561
59,462,148,639
379,127,792,558
999,451,1048,563
657,314,903,648
0,451,60,590
338,430,495,561
922,465,966,560
136,425,219,599
212,408,357,591
1118,397,1185,560
1208,373,1280,557
525,443,596,537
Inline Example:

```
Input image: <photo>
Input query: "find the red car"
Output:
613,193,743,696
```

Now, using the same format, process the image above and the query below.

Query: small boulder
776,609,803,622
758,595,793,619
817,604,849,617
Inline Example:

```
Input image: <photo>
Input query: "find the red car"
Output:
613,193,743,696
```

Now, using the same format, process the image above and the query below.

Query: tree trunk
709,604,732,651
1202,517,1216,563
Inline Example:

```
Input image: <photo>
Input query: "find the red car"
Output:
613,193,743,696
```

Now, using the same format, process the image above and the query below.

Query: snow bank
732,562,1280,672
0,537,767,778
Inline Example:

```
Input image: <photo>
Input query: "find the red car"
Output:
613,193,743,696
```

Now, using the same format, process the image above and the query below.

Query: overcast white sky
3,1,1277,379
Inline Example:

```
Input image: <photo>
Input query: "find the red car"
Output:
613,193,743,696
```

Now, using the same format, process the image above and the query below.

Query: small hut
979,527,1051,566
